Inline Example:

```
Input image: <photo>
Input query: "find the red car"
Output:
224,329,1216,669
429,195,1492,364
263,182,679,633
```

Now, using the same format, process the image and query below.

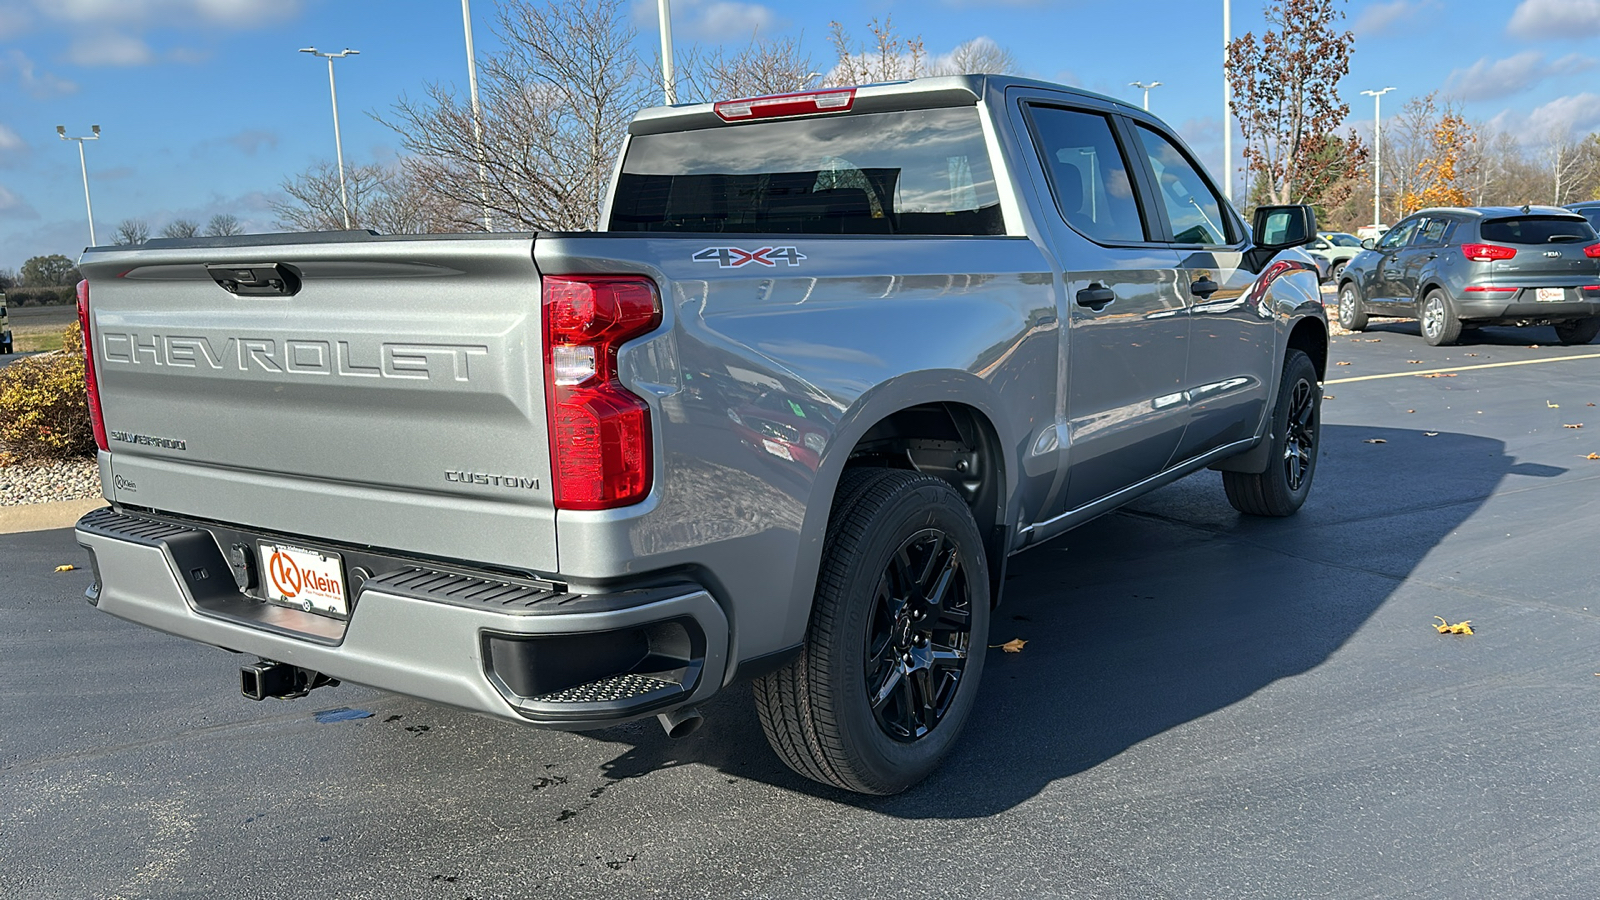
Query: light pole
300,46,360,229
1362,87,1396,228
57,124,101,246
1130,81,1162,111
461,0,493,231
1222,0,1233,202
657,0,676,104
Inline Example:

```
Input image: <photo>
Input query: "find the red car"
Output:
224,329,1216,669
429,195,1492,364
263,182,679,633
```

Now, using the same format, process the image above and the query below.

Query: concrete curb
0,498,106,535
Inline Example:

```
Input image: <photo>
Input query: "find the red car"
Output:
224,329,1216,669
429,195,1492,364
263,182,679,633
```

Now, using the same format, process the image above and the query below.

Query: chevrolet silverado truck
73,76,1328,795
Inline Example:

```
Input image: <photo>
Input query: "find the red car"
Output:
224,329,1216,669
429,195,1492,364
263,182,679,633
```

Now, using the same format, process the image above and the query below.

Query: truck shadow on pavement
586,424,1545,814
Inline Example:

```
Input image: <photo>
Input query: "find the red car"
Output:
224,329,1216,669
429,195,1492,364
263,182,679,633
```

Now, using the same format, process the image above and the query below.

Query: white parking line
1325,351,1600,384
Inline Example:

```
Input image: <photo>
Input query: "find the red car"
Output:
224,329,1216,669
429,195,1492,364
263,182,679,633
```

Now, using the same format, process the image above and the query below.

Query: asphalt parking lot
3,319,1599,900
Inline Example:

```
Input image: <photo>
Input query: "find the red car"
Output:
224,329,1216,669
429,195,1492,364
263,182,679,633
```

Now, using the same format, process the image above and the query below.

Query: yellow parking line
1325,350,1600,384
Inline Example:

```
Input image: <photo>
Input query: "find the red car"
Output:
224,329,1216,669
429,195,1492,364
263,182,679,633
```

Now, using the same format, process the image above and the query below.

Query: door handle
1189,277,1220,298
1075,285,1116,311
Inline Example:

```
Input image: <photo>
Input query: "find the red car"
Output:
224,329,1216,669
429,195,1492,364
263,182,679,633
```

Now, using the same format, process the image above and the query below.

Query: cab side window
1025,106,1148,244
1134,124,1233,245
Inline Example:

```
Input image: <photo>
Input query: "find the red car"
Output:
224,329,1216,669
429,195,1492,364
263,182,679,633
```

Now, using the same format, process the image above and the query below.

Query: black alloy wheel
1223,349,1320,517
754,468,990,795
864,528,973,742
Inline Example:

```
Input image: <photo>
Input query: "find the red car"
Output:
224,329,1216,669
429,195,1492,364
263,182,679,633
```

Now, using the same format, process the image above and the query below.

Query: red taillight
76,279,108,452
1463,285,1516,292
1461,243,1517,262
542,276,661,510
713,88,856,122
1584,244,1600,258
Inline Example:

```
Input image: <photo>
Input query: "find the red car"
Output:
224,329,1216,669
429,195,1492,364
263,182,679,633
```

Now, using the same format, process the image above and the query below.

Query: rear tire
1337,282,1367,331
1554,318,1600,346
754,468,990,795
1331,260,1348,281
1223,350,1320,517
1420,289,1462,346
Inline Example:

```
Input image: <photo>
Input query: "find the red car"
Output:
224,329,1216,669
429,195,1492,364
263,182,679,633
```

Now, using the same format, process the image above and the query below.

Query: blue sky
2,0,1599,272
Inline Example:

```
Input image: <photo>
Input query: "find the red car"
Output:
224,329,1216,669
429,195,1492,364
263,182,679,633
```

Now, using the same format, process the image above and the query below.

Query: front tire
1554,318,1600,345
1337,282,1368,331
754,468,990,795
1420,289,1462,346
1223,349,1320,517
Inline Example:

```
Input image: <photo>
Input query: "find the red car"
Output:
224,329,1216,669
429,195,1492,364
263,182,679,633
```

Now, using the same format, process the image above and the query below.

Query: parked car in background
1566,200,1600,233
1336,205,1600,346
1306,232,1363,281
1,290,12,355
1357,223,1390,240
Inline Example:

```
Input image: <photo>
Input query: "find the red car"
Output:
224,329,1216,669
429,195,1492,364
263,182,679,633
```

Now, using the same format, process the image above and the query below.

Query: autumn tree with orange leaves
1399,104,1476,214
1227,0,1367,210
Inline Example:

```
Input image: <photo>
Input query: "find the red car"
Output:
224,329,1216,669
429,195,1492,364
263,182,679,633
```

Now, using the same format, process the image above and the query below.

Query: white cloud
65,32,156,66
636,0,780,43
1508,0,1600,40
1445,51,1596,100
1353,0,1438,36
1494,93,1600,141
0,183,40,219
1,49,78,98
30,0,297,27
0,124,26,154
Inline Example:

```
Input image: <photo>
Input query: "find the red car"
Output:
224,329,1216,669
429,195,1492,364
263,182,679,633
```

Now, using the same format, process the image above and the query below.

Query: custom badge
692,246,806,268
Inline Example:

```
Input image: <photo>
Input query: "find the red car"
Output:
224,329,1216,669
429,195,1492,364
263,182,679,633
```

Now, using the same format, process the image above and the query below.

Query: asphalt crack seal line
1325,350,1600,384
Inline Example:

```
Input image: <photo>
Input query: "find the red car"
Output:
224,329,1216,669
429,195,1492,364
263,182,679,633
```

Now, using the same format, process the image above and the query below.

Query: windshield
610,107,1004,236
1480,216,1596,245
1325,233,1362,247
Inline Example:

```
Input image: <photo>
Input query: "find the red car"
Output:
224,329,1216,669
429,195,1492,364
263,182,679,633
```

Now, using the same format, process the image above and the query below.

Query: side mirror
1360,238,1376,250
1251,204,1317,250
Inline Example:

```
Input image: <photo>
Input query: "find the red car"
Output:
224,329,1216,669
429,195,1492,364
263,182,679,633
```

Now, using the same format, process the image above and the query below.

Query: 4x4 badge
693,246,806,268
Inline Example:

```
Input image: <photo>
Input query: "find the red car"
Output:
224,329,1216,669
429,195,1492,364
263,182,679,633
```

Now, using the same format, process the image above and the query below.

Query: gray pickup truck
74,75,1327,795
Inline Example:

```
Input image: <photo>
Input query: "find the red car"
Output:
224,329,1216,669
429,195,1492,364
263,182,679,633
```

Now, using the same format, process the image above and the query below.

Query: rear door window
1480,216,1596,245
1024,106,1148,244
1133,124,1233,246
610,106,1004,236
1414,217,1451,245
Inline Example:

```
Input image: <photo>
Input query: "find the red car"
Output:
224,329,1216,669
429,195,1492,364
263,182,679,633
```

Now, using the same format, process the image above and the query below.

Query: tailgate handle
207,263,302,297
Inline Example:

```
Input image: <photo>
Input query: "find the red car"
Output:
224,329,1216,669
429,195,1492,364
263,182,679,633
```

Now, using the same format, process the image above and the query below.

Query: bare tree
1545,129,1598,205
1226,0,1366,207
204,214,245,236
825,17,927,84
934,37,1020,76
112,219,150,245
682,33,817,100
161,218,201,238
383,0,653,232
274,159,463,234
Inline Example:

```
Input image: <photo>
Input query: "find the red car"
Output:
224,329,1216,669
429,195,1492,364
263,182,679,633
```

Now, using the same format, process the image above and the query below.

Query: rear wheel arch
1286,316,1328,382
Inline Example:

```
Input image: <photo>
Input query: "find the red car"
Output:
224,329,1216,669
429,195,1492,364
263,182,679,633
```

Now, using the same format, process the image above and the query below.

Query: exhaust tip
657,705,704,739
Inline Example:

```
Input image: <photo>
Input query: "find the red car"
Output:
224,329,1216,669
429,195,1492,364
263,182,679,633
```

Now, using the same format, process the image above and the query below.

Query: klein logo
268,550,305,599
692,246,806,268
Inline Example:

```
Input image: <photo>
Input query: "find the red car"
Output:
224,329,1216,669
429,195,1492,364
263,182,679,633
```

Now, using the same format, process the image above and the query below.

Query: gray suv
1336,206,1600,345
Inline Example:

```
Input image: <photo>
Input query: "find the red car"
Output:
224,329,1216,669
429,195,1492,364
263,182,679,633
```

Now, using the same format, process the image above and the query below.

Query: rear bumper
1455,288,1600,320
75,508,728,729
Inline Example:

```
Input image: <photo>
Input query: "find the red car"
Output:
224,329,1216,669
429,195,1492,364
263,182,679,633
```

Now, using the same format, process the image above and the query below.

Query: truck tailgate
76,234,558,572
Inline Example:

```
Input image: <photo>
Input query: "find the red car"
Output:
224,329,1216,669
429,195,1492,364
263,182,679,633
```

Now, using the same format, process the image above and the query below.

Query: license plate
1537,287,1566,302
259,542,349,617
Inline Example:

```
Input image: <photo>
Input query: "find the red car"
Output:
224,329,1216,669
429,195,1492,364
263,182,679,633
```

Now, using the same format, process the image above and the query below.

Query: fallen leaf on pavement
1589,403,1597,407
1366,339,1382,342
1433,617,1473,636
1424,432,1439,436
1407,360,1423,364
1336,361,1352,366
1587,453,1600,460
1363,438,1388,444
1548,401,1560,408
1565,423,1584,429
989,638,1028,653
1406,409,1416,413
1422,373,1457,378
53,565,76,573
1466,353,1479,357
